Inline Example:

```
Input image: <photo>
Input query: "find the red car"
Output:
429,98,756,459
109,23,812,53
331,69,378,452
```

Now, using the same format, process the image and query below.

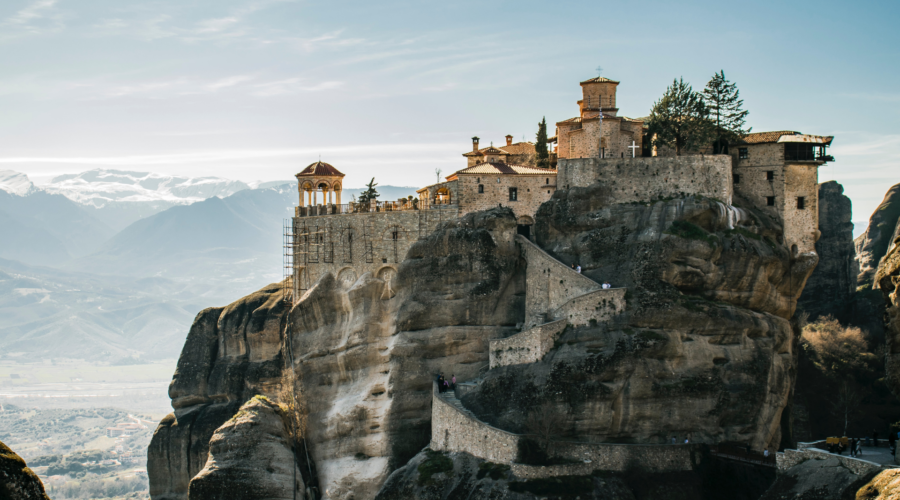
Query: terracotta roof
481,146,507,155
453,162,557,176
557,117,582,124
734,131,800,145
580,77,620,85
296,161,345,177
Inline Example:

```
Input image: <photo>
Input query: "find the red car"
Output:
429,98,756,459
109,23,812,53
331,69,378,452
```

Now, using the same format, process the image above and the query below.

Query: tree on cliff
702,70,750,154
358,178,379,204
535,117,550,168
646,78,714,155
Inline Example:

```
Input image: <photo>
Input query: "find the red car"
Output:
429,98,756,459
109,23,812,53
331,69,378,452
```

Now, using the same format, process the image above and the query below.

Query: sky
0,0,897,225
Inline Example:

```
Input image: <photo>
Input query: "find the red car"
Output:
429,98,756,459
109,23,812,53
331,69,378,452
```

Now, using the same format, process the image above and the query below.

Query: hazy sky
0,0,897,222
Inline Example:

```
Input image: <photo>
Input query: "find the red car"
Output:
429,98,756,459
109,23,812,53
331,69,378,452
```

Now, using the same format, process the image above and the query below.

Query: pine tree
702,70,750,154
358,178,379,204
647,78,714,156
535,117,550,168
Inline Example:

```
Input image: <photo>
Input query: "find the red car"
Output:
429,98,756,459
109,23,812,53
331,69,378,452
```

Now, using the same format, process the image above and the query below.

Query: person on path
764,449,769,458
576,265,582,274
438,375,445,393
850,438,857,457
671,437,676,445
451,374,457,390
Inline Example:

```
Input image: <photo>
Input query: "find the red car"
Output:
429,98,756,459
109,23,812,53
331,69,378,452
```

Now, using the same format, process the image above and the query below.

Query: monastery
286,76,834,301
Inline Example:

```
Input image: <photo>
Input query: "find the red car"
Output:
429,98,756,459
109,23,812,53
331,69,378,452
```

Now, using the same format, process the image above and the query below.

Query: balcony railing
295,200,457,217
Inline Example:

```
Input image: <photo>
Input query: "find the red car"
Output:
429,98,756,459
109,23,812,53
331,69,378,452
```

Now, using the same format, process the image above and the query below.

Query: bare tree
830,381,864,436
434,168,442,184
524,402,565,456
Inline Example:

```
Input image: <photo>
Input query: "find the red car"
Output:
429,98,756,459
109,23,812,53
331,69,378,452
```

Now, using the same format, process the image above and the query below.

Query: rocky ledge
0,440,50,500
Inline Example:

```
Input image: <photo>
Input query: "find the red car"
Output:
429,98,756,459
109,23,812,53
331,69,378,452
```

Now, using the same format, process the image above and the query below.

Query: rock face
0,440,50,500
150,208,524,499
189,396,304,499
461,190,812,451
878,215,900,399
857,183,900,287
858,469,900,500
151,188,815,497
797,181,857,320
760,456,878,500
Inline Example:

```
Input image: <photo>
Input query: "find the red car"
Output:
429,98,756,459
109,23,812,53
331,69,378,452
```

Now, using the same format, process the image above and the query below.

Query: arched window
546,178,549,184
478,184,484,194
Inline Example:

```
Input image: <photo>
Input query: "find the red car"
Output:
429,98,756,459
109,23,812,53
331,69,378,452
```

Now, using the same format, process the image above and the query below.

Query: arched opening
434,187,452,205
517,215,535,240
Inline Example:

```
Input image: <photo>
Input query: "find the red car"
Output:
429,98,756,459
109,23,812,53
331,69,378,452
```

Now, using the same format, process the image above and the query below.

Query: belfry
295,161,344,207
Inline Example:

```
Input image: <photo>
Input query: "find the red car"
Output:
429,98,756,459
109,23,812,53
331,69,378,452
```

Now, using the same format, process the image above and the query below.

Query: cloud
251,78,343,97
0,0,63,39
207,75,256,91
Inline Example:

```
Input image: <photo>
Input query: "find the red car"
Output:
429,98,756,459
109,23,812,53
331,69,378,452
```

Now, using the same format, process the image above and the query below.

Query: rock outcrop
0,440,50,500
877,213,900,399
151,189,816,497
797,181,857,320
460,191,812,451
760,456,879,500
856,183,900,287
189,396,305,499
858,469,900,500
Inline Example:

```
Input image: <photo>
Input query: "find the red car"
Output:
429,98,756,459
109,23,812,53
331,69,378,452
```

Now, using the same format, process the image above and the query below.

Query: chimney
505,135,513,146
472,136,480,152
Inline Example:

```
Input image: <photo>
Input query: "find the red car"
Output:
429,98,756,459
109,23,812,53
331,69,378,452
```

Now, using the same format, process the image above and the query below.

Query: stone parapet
557,156,733,206
550,287,626,328
490,319,567,369
777,448,884,476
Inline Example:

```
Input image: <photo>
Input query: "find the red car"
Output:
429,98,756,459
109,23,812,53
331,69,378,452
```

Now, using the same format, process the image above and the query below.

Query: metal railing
295,200,458,217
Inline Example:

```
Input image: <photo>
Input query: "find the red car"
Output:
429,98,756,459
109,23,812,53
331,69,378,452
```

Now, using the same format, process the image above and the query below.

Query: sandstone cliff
797,181,857,320
877,213,900,400
150,190,815,498
0,440,50,500
857,183,900,287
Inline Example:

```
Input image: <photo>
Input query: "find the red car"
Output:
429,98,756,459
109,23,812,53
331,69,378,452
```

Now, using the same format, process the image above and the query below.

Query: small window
545,178,549,184
509,187,518,201
478,184,484,194
766,196,775,206
766,171,774,181
477,178,480,183
732,174,740,184
797,197,805,209
739,147,749,159
392,231,399,240
497,178,500,183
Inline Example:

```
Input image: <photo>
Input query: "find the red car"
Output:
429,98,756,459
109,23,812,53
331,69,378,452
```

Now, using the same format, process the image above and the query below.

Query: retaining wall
489,319,567,369
776,448,884,476
518,234,601,329
557,156,733,206
550,288,626,328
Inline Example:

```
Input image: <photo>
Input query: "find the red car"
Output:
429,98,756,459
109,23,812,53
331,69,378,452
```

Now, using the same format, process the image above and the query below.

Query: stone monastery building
286,75,834,302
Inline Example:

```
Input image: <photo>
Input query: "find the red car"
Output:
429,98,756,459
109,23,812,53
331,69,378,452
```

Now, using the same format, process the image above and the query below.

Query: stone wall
455,174,555,223
518,234,601,329
550,287,626,328
776,449,884,476
431,384,695,472
291,206,459,298
489,319,567,369
557,156,733,206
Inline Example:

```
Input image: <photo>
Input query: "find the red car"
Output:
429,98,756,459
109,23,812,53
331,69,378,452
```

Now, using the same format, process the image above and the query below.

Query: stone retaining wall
557,156,733,206
776,448,884,476
489,319,567,369
550,288,626,328
518,234,601,329
431,384,695,473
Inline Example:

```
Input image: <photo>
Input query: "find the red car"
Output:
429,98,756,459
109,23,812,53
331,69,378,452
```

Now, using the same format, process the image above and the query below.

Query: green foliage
665,220,717,246
647,78,715,155
476,461,510,480
52,473,147,499
417,449,453,484
508,475,594,497
358,178,380,204
535,117,550,168
702,70,750,153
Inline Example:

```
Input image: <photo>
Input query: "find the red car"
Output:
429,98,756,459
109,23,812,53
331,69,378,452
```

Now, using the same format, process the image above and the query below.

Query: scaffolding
282,219,295,303
285,220,326,298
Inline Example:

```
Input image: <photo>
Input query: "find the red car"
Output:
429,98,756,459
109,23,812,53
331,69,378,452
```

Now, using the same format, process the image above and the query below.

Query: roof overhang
777,134,834,146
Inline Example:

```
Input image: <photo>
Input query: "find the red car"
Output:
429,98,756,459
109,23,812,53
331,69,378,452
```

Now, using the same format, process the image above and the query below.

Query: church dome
296,161,345,177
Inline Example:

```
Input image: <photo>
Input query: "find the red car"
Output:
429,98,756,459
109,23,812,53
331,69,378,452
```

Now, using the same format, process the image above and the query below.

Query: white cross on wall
628,141,639,158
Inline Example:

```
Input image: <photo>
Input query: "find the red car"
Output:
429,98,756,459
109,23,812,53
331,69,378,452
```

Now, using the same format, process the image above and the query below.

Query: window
766,196,775,206
392,230,399,240
509,187,518,201
797,197,805,209
733,174,740,184
739,147,749,159
545,178,549,184
478,184,484,194
766,171,775,181
497,178,500,183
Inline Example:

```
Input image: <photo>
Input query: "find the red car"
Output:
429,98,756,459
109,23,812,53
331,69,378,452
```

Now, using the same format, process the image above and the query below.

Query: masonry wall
782,163,819,253
558,156,733,205
455,174,556,223
551,288,626,328
291,207,459,297
518,234,601,329
776,449,883,476
490,319,567,369
431,385,520,463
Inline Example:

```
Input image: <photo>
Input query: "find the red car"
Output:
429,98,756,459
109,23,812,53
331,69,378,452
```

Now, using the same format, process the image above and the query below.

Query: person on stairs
437,375,445,393
451,375,456,390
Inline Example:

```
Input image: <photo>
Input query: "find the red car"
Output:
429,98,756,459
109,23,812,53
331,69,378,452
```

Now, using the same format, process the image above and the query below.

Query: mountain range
0,169,418,361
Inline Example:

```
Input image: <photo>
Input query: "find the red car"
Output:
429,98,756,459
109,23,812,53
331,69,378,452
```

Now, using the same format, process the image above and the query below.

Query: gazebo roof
296,161,345,177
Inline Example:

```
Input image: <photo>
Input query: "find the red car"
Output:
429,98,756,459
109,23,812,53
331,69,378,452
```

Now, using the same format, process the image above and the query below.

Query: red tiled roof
580,77,620,85
453,162,556,176
296,161,345,177
734,131,800,145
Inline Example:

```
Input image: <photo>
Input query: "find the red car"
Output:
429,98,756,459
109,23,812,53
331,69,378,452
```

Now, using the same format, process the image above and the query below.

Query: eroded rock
0,440,49,500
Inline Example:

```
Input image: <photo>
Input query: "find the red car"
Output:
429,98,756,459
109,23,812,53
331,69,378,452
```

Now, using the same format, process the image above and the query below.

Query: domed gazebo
296,161,345,206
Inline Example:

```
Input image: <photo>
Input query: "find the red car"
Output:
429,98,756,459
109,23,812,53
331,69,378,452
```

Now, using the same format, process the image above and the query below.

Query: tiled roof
580,77,620,85
557,117,582,124
296,161,345,177
481,146,507,155
453,162,557,176
734,131,800,145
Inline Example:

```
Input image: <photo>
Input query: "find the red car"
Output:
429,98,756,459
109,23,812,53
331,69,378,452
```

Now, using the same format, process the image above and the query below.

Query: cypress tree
702,70,750,154
647,78,714,156
535,117,549,168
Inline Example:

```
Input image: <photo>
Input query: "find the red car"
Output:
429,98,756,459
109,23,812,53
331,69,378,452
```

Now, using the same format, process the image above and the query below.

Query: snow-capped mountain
44,169,251,206
0,170,37,196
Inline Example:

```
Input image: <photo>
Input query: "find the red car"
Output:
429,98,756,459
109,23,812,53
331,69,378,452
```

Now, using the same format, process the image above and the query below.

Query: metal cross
628,141,639,158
